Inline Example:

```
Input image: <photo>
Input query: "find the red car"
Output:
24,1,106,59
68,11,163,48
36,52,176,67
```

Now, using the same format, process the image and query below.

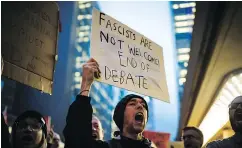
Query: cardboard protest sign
91,8,170,102
1,2,59,94
143,130,170,148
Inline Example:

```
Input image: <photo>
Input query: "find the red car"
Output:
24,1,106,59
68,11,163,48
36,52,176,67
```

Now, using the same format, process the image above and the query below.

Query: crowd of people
1,58,242,148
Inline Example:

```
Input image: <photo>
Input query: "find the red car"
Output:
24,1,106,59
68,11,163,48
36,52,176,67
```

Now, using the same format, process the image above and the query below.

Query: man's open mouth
92,133,98,139
135,112,144,123
185,143,192,148
21,135,33,143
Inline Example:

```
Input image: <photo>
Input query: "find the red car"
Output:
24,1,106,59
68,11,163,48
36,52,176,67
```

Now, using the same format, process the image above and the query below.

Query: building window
176,27,193,33
175,14,195,21
179,78,186,85
179,2,196,8
178,48,190,54
180,69,187,78
175,20,194,27
178,54,190,62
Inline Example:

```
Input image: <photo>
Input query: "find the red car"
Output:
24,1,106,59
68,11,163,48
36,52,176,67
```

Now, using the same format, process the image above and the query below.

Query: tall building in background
170,1,196,100
73,1,126,140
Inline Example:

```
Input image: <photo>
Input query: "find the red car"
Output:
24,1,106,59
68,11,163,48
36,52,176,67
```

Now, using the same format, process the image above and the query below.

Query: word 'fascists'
99,12,136,41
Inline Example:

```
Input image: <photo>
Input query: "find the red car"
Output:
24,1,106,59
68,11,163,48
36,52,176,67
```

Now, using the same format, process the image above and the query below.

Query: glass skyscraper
170,1,196,100
72,1,126,140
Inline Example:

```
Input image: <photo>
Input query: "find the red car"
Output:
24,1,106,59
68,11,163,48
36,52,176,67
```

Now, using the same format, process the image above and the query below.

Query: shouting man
92,115,104,141
64,58,153,148
206,96,242,148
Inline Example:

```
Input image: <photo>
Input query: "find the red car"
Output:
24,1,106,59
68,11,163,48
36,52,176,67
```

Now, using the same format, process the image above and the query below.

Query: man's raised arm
63,58,100,148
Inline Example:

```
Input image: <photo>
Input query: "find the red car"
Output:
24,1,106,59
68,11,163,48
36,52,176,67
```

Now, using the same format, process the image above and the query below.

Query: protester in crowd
206,96,242,148
50,132,61,148
182,126,204,148
92,115,104,141
11,110,48,148
63,58,153,148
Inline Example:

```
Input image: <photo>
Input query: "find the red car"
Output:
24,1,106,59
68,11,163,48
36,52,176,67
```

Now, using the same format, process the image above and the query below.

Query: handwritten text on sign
91,9,169,102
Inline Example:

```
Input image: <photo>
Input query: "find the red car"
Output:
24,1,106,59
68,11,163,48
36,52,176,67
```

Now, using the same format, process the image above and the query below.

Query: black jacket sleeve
63,95,108,148
1,113,11,148
206,142,219,148
63,95,93,148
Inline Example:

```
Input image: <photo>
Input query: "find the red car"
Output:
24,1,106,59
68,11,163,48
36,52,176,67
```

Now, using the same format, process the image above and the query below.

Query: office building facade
170,1,196,100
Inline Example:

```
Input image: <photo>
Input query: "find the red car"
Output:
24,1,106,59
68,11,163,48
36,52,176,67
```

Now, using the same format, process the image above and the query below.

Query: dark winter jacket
1,113,11,148
206,132,242,148
63,95,153,148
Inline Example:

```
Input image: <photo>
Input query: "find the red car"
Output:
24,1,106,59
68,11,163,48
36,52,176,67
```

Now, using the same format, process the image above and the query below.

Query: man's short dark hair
182,126,204,143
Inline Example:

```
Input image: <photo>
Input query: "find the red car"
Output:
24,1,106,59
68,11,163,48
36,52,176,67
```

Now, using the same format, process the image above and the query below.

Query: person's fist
81,58,101,90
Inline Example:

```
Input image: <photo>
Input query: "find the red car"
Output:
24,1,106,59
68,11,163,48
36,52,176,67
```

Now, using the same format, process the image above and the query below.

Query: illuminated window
175,14,195,21
79,32,84,37
180,69,187,77
179,78,186,85
75,72,80,77
75,63,82,69
178,48,190,54
76,57,81,62
94,82,101,90
78,31,90,37
192,8,196,13
75,84,81,89
85,14,92,19
85,26,90,30
178,54,190,62
175,20,194,27
184,62,188,67
79,25,90,31
75,44,83,52
77,38,83,43
190,2,196,7
77,15,84,20
179,2,196,8
85,3,91,8
79,4,85,9
92,93,101,102
173,4,179,9
101,103,108,110
176,27,193,33
74,76,81,82
77,15,92,20
83,37,89,42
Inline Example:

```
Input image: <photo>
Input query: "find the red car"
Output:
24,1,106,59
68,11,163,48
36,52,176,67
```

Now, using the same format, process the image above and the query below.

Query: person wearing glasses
181,126,204,148
11,110,48,148
206,96,242,148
